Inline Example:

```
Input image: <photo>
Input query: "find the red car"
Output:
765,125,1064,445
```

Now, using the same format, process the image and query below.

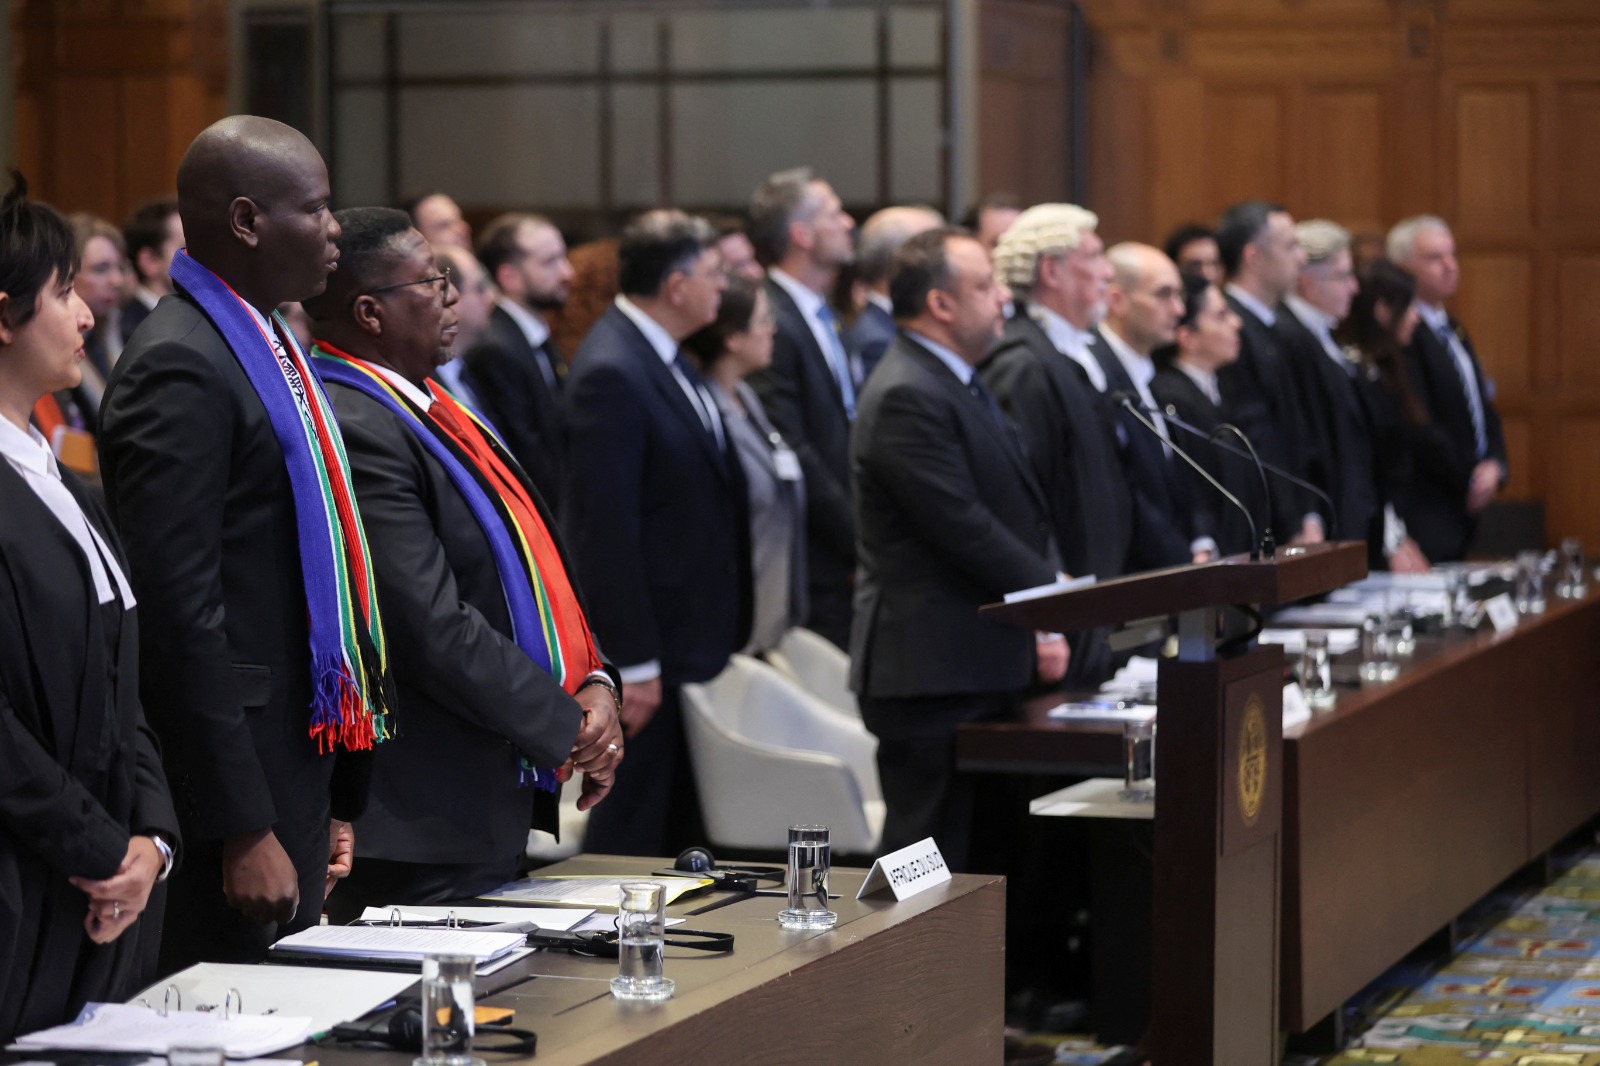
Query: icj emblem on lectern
1238,695,1267,827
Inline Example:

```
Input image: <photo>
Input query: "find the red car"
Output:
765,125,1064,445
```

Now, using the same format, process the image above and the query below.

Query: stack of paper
479,874,711,908
1258,628,1361,654
14,1002,311,1058
129,962,416,1036
358,904,592,930
268,924,527,965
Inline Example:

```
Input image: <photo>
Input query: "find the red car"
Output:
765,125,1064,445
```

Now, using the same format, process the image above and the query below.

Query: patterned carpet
1322,850,1600,1064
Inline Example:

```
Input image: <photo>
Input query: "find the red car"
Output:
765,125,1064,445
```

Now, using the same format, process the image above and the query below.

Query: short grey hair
856,205,944,284
748,166,818,266
1296,219,1351,267
1386,215,1450,265
992,203,1098,295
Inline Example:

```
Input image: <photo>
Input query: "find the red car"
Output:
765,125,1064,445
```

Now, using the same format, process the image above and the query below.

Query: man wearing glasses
303,207,622,913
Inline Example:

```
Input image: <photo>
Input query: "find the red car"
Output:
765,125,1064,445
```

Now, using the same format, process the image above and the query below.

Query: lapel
900,335,1049,514
766,278,844,408
612,310,731,481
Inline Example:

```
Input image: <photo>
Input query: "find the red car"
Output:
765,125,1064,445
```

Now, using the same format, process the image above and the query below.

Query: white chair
526,788,589,864
770,626,859,717
682,654,884,856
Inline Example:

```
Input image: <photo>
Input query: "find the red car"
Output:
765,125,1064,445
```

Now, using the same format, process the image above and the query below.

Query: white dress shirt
1285,295,1351,373
1226,283,1278,328
1175,360,1223,407
770,267,856,412
1416,301,1490,459
0,416,134,607
1028,303,1106,392
904,329,975,386
1100,324,1171,449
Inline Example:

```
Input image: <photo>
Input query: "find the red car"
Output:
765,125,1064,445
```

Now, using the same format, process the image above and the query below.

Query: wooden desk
957,588,1600,1035
298,855,1005,1065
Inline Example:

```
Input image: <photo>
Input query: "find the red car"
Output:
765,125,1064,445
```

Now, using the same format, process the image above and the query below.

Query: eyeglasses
356,265,451,304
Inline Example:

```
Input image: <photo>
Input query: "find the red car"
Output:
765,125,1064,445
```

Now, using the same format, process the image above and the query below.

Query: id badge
773,448,803,481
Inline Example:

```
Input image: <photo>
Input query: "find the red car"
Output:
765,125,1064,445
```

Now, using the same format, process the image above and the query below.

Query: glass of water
779,824,837,930
1557,537,1587,599
416,954,485,1066
611,881,674,1001
1359,612,1399,683
1299,632,1337,712
1121,719,1156,800
1515,549,1546,615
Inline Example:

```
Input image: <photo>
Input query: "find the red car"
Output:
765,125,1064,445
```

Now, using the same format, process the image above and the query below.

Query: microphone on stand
1108,391,1261,562
1149,403,1342,542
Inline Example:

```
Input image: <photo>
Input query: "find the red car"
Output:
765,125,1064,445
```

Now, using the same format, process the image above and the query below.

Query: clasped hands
70,836,164,945
568,682,624,812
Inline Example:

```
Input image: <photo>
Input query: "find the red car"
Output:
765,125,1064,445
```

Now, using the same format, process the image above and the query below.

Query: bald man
100,116,381,971
845,205,943,383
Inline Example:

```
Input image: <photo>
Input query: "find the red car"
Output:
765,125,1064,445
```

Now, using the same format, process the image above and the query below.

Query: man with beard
99,116,389,968
464,213,574,513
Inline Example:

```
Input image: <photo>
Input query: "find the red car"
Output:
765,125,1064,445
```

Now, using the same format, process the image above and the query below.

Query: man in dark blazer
851,227,1064,872
845,205,943,384
982,203,1133,686
119,199,183,345
1388,215,1508,561
1278,220,1387,556
303,209,622,912
1091,243,1213,568
463,213,573,514
1216,200,1325,546
748,168,858,648
98,116,369,970
563,209,752,857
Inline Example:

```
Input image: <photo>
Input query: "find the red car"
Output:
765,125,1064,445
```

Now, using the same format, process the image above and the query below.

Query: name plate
1484,593,1520,633
856,837,951,901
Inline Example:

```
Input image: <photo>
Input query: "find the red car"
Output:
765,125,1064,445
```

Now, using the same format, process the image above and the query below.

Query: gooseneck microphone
1207,422,1274,558
1109,391,1261,561
1149,403,1342,542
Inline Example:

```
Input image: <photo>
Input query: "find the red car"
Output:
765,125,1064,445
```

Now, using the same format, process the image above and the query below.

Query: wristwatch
148,835,175,882
578,672,622,708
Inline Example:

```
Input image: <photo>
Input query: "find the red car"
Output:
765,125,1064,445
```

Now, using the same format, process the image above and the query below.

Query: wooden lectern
981,542,1367,1066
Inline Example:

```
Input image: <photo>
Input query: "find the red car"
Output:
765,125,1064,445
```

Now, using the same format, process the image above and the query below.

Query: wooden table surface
286,854,1007,1065
956,586,1600,1034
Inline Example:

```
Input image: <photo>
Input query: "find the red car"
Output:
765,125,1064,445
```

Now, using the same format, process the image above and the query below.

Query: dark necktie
671,351,726,452
1437,321,1488,458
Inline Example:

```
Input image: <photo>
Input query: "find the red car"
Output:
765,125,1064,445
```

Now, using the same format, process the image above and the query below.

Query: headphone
660,846,785,892
323,1009,538,1056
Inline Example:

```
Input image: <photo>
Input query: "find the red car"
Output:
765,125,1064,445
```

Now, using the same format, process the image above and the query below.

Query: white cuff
617,661,661,685
1190,537,1219,557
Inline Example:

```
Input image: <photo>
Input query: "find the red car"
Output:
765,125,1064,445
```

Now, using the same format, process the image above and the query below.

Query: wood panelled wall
13,0,228,225
1077,0,1600,549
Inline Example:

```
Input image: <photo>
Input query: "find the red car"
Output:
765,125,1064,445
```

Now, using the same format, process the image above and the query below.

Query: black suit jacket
1149,366,1259,558
1400,316,1508,561
1219,295,1315,535
849,333,1059,708
843,299,896,384
326,383,588,864
1088,329,1196,570
98,294,368,915
463,305,568,515
562,306,751,685
747,279,855,642
0,464,179,1040
1275,309,1379,547
120,297,155,346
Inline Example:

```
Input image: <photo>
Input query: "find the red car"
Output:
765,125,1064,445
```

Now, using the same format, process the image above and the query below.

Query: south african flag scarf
171,251,395,751
312,345,603,790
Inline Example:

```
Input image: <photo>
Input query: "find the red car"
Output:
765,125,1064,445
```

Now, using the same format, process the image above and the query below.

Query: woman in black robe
0,174,180,1041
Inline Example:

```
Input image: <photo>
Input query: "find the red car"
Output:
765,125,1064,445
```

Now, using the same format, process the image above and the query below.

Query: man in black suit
1090,242,1216,567
120,199,183,344
1214,201,1328,549
563,210,751,857
463,213,573,513
845,205,943,385
304,208,622,912
983,203,1133,685
1278,219,1428,568
1388,215,1508,561
851,226,1064,871
748,167,858,648
99,116,367,970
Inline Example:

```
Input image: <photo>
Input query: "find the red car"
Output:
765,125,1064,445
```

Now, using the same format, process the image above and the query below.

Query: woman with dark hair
0,174,179,1040
1151,273,1259,556
682,276,808,654
1335,257,1435,572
